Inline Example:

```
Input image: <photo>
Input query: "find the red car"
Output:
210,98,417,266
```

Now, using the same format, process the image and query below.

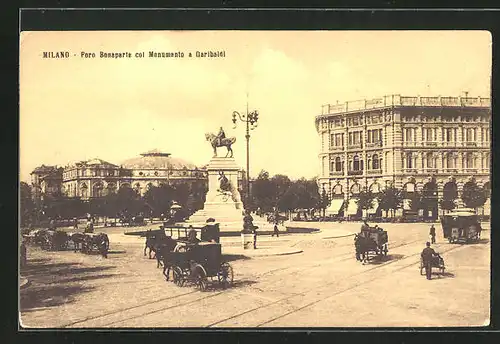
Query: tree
461,181,487,210
408,191,423,213
142,184,175,217
173,182,191,208
271,174,293,211
356,189,375,216
378,187,403,218
251,170,274,213
318,188,331,219
115,186,144,216
439,184,457,214
439,199,456,214
20,182,35,227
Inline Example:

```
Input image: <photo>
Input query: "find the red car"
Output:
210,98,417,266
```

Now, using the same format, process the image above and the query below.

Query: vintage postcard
19,30,491,328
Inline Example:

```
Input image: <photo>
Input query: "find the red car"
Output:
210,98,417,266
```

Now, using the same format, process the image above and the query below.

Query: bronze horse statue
205,133,236,158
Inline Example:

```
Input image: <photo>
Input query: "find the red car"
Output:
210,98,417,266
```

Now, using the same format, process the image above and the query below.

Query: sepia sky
20,31,491,183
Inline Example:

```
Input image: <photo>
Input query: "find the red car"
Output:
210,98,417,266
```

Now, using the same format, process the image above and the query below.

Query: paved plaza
19,222,490,328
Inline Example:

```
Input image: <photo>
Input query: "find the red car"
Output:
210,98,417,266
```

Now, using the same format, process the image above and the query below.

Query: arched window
353,155,360,171
370,183,381,193
466,128,474,142
134,183,141,193
107,183,116,194
407,152,413,168
426,152,434,168
80,183,88,198
351,183,360,194
372,154,379,170
333,184,343,195
93,182,104,198
466,153,474,168
335,157,342,172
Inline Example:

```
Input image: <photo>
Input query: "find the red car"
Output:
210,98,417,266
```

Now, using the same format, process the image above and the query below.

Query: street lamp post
232,107,259,209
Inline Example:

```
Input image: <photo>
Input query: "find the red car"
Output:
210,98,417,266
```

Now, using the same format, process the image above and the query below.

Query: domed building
119,149,207,196
57,149,208,199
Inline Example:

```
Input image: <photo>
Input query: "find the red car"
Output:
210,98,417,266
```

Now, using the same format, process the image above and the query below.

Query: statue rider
217,127,226,146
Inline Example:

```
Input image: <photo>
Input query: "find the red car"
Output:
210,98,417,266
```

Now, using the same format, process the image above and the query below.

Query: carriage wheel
174,245,187,253
172,266,184,286
194,267,207,291
218,262,234,289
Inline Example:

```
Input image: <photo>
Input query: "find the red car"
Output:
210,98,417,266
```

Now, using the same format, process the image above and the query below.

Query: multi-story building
31,149,245,202
30,165,64,200
60,150,208,199
315,94,491,220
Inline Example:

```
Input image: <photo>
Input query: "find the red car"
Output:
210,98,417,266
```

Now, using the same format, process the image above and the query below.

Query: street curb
322,233,356,239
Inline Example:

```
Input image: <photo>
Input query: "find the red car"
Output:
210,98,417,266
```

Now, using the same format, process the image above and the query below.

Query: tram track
255,243,470,327
60,236,423,328
57,235,467,328
60,289,200,328
252,237,423,281
208,242,466,327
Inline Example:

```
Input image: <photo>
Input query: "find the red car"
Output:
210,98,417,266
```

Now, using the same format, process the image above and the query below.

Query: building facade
315,94,491,219
30,165,64,200
31,149,246,202
59,150,208,199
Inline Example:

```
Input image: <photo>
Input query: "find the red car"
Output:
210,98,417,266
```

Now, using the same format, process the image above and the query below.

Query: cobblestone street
19,222,490,328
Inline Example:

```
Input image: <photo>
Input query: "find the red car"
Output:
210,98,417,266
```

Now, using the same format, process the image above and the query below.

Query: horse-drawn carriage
168,242,233,291
24,228,109,258
354,225,389,263
119,215,146,227
440,210,482,244
80,232,110,258
419,253,446,277
126,223,232,290
26,229,70,251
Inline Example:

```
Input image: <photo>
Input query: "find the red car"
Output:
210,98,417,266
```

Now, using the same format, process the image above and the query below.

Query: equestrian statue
205,127,237,158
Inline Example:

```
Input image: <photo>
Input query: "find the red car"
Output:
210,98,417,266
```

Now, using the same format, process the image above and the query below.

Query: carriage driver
361,219,370,232
188,228,201,244
421,242,438,280
216,127,226,146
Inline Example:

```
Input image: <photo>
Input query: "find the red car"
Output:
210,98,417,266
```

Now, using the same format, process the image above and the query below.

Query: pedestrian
421,242,438,280
252,227,257,249
429,224,436,244
272,223,279,237
73,217,78,230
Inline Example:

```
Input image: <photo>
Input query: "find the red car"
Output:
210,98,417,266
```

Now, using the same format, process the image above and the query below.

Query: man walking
272,223,279,237
429,224,436,244
252,227,258,249
421,242,438,280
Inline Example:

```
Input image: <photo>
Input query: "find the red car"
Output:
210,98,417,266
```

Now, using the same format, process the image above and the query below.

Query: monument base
187,156,247,232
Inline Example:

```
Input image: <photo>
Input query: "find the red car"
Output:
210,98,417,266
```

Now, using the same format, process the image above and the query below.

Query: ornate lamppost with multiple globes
232,106,259,208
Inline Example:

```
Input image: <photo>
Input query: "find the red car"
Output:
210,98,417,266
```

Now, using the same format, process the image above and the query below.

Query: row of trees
249,170,329,217
20,181,207,227
352,180,489,217
20,172,489,227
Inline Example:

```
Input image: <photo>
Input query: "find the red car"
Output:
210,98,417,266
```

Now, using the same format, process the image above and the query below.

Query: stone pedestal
241,233,254,249
187,157,245,231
